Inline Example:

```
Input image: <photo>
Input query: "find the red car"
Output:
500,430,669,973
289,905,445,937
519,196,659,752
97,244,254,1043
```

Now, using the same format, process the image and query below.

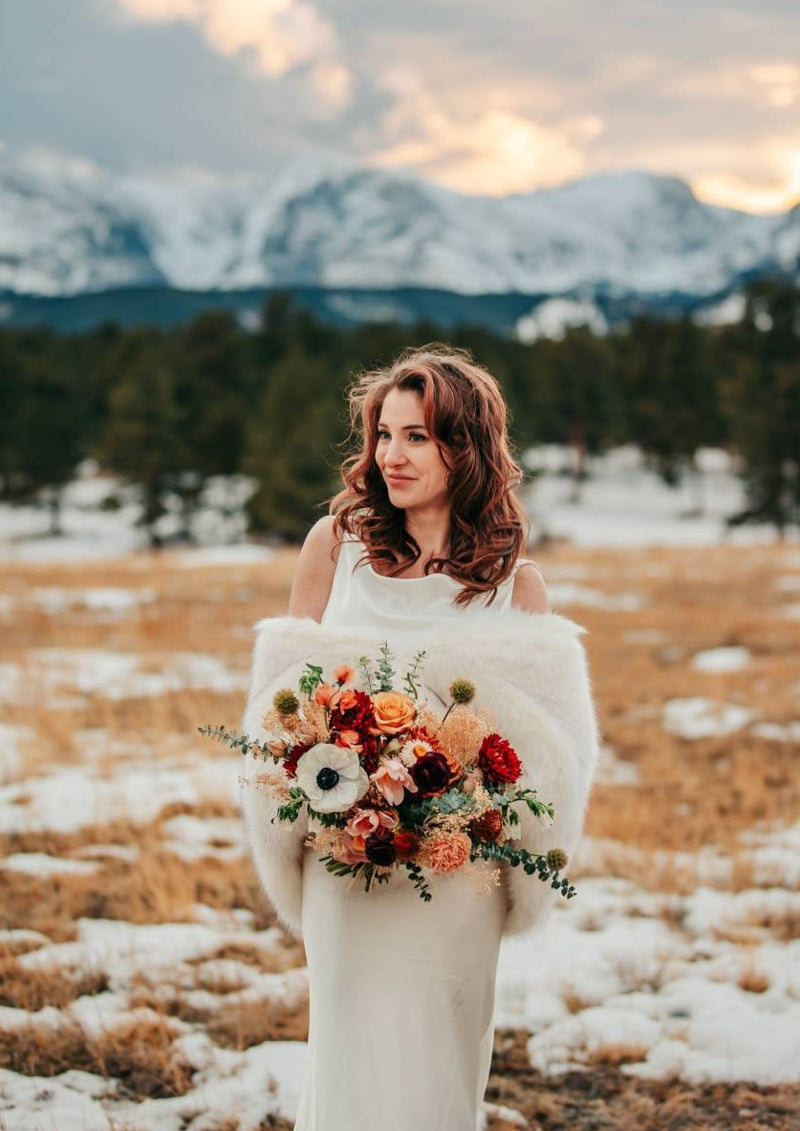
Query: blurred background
1,0,799,553
1,5,800,1130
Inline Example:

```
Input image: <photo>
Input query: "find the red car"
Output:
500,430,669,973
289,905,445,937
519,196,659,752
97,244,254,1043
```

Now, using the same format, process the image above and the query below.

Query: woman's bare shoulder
287,516,344,620
511,558,551,614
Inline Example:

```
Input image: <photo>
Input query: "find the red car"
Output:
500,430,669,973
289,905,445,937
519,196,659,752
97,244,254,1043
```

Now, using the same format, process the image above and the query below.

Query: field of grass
1,541,799,1129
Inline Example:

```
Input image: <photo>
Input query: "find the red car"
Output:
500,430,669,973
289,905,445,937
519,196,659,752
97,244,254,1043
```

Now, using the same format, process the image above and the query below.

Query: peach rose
371,757,418,806
371,691,416,736
427,832,471,874
333,664,355,686
376,808,399,831
345,808,381,838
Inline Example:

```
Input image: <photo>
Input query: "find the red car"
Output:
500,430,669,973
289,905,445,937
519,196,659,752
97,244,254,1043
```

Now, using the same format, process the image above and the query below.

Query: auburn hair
328,343,528,607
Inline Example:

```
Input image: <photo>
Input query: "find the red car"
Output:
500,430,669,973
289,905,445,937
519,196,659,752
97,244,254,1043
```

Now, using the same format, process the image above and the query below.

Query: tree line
0,281,798,544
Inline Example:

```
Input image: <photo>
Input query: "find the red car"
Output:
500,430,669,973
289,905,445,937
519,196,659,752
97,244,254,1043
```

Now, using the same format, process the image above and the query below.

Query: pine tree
244,348,346,539
99,333,183,547
721,281,800,534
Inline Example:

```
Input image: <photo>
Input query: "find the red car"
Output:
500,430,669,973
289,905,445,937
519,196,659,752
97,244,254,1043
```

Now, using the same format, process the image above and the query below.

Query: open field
1,540,799,1129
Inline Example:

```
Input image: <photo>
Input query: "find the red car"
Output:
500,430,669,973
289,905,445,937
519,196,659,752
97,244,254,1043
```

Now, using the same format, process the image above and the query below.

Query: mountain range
1,151,798,334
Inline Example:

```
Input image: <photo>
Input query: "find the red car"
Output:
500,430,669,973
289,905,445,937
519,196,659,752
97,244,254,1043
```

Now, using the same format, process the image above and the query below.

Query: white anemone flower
295,743,370,814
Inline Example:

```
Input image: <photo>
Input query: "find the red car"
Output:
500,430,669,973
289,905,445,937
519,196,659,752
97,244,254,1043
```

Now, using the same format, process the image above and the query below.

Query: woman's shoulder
287,516,346,620
510,557,550,614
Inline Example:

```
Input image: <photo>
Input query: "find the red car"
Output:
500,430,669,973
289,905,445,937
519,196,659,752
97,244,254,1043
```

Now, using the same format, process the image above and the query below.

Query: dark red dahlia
358,733,382,775
470,808,504,842
328,688,376,734
283,740,314,779
364,829,397,866
478,734,522,785
409,751,451,797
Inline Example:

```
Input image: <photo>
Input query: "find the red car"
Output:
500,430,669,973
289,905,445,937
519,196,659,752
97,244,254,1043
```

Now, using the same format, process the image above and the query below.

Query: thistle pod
546,847,568,873
273,688,300,717
449,679,475,705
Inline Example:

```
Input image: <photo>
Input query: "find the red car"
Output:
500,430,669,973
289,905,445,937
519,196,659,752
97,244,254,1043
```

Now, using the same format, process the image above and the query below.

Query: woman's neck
404,509,450,563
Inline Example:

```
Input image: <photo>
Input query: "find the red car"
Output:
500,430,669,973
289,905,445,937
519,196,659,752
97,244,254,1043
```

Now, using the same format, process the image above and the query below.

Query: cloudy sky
2,0,800,212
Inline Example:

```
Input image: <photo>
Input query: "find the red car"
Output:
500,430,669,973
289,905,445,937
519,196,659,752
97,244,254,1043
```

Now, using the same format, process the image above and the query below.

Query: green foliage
243,345,347,539
197,723,272,760
319,855,392,891
3,282,800,540
403,650,427,700
475,839,577,898
298,663,324,699
357,640,397,693
404,861,433,902
720,280,800,533
277,788,306,823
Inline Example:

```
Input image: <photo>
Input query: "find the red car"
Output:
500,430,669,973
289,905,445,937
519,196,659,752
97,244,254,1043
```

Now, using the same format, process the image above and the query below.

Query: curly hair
328,343,528,607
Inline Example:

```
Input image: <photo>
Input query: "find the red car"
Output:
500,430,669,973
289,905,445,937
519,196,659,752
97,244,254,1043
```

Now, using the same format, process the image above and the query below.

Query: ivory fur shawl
239,610,600,939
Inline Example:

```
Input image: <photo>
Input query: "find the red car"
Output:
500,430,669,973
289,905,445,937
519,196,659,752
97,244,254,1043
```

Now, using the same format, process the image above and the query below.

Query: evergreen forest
1,280,798,545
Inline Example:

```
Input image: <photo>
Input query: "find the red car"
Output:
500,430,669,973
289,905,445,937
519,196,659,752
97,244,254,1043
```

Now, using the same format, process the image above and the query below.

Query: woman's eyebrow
377,422,427,430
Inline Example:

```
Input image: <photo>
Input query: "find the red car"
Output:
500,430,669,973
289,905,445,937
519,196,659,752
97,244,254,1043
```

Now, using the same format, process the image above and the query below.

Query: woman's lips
386,474,414,484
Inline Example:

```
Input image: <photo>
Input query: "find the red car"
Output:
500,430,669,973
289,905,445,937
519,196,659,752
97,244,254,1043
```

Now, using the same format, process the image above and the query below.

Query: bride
241,344,600,1131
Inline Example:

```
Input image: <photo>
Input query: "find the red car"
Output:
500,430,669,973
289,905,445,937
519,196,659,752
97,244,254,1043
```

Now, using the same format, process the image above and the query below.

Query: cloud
115,0,346,83
748,61,800,108
369,71,602,195
693,142,800,213
2,0,800,211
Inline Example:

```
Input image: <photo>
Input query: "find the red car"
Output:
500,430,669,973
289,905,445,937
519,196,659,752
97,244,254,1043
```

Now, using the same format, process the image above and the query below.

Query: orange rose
371,691,416,736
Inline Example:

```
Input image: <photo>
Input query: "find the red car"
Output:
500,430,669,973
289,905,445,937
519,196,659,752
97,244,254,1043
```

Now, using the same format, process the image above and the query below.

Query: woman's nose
385,439,406,465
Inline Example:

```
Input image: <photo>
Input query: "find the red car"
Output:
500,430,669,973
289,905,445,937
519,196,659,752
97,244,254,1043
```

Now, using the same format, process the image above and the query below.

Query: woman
241,344,600,1131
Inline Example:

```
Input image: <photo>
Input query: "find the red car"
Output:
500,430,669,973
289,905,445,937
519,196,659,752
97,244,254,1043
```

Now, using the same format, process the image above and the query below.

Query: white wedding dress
292,536,534,1131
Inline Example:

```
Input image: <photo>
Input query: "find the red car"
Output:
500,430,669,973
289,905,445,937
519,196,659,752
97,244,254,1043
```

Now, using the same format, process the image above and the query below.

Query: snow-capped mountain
0,150,798,301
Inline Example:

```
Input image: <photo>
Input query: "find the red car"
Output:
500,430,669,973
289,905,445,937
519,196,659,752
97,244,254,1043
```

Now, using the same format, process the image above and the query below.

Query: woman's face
375,388,451,512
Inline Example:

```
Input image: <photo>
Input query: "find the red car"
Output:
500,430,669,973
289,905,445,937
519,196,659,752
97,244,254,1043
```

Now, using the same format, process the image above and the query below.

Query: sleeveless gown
293,537,535,1131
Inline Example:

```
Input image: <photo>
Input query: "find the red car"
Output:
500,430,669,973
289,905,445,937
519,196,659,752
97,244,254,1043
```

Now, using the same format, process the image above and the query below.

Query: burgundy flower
364,829,397,866
478,734,522,785
409,751,452,797
470,808,504,842
358,733,383,775
329,688,376,734
283,740,314,780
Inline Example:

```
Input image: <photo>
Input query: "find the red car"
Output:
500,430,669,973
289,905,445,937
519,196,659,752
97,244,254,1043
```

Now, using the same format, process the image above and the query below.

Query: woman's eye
409,432,427,442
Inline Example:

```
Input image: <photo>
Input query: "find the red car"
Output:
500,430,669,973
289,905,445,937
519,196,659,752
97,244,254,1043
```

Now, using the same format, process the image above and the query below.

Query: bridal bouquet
200,644,575,903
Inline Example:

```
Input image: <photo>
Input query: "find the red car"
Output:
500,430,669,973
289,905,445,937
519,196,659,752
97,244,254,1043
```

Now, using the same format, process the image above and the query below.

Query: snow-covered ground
1,446,799,1129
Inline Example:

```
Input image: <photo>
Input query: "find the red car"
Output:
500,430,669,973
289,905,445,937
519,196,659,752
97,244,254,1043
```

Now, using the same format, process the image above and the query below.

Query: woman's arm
287,515,341,621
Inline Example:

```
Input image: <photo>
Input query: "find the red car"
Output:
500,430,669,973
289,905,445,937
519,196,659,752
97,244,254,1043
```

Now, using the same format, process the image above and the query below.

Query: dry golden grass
737,960,772,994
1,541,799,1123
0,813,274,941
128,979,309,1048
0,955,108,1010
488,1028,800,1131
0,1014,193,1099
